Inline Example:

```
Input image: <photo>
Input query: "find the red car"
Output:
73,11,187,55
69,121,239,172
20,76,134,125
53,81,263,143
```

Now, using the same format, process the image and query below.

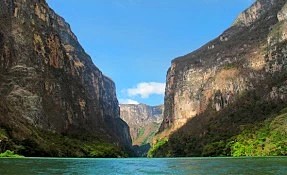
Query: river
0,157,286,174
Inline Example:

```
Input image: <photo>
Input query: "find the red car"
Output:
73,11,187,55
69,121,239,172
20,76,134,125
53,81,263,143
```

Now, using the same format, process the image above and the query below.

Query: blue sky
46,0,253,106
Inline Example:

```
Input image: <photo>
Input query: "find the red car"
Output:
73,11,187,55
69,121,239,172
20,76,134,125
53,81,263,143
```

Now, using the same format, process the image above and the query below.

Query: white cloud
119,99,140,105
127,82,165,98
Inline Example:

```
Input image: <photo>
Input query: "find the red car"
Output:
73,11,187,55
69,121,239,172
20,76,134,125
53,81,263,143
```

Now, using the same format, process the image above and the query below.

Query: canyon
0,0,286,158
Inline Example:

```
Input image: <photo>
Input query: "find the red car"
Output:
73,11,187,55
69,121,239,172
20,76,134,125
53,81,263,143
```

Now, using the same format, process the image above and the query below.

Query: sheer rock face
159,0,287,134
234,0,276,27
0,0,131,148
120,104,163,146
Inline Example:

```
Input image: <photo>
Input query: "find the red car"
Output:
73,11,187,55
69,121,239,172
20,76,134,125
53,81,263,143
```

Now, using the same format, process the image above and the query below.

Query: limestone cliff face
159,0,287,136
120,104,163,146
0,0,131,150
233,0,276,27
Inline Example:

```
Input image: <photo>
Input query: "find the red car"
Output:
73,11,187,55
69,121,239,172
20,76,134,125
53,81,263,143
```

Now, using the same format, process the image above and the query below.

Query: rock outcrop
155,0,287,156
0,0,132,156
233,0,276,27
120,104,163,146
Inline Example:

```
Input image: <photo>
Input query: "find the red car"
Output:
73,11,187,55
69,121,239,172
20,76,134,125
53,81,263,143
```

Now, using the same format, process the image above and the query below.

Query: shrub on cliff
147,138,168,157
0,150,24,158
230,111,287,156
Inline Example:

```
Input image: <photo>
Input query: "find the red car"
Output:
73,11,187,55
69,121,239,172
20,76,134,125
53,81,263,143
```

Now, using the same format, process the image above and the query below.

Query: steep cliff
0,0,132,157
120,104,163,146
154,0,287,157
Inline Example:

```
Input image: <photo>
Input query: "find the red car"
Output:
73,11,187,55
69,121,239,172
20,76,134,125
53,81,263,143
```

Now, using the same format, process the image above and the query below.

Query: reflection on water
0,157,286,175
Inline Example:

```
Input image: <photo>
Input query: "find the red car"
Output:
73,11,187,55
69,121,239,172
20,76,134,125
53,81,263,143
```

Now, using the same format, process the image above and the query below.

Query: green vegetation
0,150,24,158
138,128,145,137
84,143,128,158
22,131,129,158
223,63,236,70
134,123,161,147
142,130,156,145
141,123,160,146
268,21,285,42
0,126,129,158
151,78,287,157
0,129,7,140
147,138,168,157
202,141,229,157
230,111,287,156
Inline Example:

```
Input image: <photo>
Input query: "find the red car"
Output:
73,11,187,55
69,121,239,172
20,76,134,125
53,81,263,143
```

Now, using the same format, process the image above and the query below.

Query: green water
0,157,286,175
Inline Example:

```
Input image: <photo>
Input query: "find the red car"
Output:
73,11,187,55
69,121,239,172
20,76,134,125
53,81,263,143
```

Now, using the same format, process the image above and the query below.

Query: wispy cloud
127,0,142,4
119,99,140,104
126,82,165,98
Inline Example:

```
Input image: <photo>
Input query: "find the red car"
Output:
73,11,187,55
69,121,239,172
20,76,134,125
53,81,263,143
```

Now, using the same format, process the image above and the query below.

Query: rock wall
233,0,276,26
120,104,163,146
0,0,131,150
159,0,287,136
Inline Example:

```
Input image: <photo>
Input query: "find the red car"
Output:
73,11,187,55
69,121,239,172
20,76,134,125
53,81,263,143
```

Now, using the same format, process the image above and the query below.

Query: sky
46,0,253,106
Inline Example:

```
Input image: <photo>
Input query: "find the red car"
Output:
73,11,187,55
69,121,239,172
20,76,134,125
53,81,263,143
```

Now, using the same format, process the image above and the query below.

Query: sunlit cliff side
152,0,287,157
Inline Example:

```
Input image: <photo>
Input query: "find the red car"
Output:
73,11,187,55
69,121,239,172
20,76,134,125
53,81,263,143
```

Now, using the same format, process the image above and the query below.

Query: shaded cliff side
153,0,287,157
120,104,163,146
0,0,132,157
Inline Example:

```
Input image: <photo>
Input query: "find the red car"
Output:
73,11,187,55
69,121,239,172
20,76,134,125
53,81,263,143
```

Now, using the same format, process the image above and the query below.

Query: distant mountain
120,104,163,155
0,0,131,157
151,0,287,157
